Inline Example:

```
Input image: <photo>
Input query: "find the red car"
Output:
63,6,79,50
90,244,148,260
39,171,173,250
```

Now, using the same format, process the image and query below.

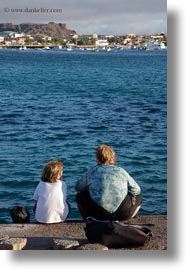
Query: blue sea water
0,48,167,223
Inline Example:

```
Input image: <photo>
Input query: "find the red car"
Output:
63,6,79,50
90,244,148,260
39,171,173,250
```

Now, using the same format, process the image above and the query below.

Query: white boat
43,46,50,50
67,46,72,51
160,42,167,50
19,46,27,50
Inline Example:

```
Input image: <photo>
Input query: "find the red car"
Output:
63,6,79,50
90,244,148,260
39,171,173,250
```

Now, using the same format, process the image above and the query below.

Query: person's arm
61,181,68,201
125,171,141,196
33,184,39,213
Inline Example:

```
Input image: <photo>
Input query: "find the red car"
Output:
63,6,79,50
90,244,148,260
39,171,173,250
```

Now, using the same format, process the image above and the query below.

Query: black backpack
84,217,153,248
10,205,30,223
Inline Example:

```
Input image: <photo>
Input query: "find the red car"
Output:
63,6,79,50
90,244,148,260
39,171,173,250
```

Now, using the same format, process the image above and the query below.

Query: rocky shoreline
0,215,167,250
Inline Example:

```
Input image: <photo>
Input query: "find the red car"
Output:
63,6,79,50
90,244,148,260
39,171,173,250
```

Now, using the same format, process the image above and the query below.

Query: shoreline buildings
0,22,167,50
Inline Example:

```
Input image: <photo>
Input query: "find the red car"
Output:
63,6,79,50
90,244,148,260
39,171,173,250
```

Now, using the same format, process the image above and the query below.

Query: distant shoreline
0,44,167,51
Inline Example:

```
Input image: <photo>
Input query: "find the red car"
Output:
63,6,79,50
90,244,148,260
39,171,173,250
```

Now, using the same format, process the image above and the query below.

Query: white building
0,36,4,43
14,33,25,38
95,39,109,48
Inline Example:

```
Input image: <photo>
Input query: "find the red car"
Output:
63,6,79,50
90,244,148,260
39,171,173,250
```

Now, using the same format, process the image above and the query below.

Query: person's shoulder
87,165,98,174
34,180,47,192
61,180,67,187
110,164,124,171
36,180,44,187
54,180,64,187
111,165,127,174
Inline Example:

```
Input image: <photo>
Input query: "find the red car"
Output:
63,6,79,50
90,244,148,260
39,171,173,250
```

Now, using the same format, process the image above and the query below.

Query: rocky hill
0,22,77,37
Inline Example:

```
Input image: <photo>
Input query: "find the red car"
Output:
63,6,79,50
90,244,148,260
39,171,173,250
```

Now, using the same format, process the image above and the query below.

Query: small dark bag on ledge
84,217,153,248
10,205,30,223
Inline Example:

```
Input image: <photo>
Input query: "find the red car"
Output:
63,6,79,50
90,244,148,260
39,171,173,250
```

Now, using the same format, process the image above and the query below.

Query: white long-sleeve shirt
33,180,69,223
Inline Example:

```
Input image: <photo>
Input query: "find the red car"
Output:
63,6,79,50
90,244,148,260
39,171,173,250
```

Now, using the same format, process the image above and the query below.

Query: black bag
84,217,153,248
10,205,30,223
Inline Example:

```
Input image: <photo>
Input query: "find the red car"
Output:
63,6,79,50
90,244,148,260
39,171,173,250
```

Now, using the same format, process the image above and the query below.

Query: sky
0,0,167,35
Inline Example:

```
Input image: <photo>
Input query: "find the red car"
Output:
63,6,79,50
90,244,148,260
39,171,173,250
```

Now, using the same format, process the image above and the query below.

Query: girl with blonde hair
33,159,69,223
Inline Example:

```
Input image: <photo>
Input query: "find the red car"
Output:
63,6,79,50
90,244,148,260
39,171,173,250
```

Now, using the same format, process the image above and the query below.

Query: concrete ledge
0,215,167,250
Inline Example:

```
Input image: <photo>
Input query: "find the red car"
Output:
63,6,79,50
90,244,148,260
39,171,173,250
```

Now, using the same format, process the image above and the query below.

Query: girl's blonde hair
41,159,63,183
96,144,116,165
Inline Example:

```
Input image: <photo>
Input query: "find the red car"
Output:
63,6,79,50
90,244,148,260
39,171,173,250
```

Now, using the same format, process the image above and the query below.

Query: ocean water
0,48,167,223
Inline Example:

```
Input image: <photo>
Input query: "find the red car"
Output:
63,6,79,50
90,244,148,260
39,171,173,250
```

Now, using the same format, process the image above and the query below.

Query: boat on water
43,46,50,50
106,47,111,52
160,42,167,50
19,46,27,50
66,46,73,51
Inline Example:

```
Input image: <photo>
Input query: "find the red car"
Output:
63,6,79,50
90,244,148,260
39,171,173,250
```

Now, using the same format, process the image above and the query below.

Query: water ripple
0,50,167,222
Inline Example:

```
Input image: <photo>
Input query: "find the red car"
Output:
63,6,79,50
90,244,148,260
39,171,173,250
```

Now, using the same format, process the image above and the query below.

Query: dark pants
76,189,142,221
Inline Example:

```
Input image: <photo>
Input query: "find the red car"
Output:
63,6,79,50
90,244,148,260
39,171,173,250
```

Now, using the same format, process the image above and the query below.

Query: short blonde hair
96,144,116,165
41,159,63,183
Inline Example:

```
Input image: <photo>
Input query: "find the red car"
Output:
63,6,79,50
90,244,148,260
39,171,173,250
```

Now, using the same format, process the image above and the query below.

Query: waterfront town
0,22,167,51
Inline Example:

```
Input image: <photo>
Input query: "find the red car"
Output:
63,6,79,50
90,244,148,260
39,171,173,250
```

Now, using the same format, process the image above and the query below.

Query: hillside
0,22,77,37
